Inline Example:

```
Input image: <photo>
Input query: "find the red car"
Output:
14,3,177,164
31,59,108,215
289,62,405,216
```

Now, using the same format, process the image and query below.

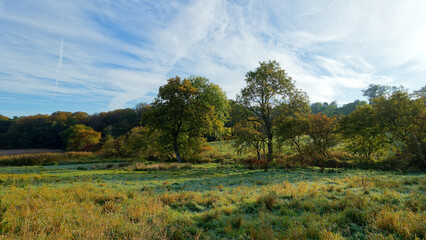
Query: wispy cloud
1,0,425,116
53,38,63,99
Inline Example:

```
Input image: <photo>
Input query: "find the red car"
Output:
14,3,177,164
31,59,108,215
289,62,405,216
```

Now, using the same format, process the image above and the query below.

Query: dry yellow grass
0,163,424,239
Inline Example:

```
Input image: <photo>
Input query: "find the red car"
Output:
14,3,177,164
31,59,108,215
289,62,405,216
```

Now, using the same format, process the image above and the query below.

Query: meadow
0,158,424,239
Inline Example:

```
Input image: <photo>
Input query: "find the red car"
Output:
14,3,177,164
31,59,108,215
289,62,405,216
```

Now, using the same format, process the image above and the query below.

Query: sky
1,0,425,117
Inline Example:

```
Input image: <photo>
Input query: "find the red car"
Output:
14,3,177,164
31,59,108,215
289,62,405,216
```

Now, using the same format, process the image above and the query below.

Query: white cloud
1,0,425,114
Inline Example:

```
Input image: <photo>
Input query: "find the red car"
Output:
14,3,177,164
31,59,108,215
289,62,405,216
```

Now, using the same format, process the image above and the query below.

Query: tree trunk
267,136,273,162
172,135,183,163
264,136,273,172
173,144,183,163
292,138,304,165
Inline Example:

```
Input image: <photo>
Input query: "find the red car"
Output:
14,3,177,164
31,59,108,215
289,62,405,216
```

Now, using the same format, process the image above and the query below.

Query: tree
87,109,139,137
101,134,128,157
338,100,367,116
61,124,101,151
276,114,309,164
362,84,404,103
310,102,338,116
0,115,12,149
147,76,228,162
134,103,151,126
304,113,337,159
125,127,163,160
237,60,308,167
339,105,385,159
412,85,426,100
49,111,72,124
372,90,425,166
233,117,267,161
69,112,89,125
3,115,63,149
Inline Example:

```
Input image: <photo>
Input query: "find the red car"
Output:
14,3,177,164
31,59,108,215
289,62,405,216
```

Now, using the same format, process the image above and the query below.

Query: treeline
0,107,148,150
1,60,424,170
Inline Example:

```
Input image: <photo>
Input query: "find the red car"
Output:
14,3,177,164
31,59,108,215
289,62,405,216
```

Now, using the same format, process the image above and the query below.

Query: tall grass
0,152,95,166
0,185,170,239
128,162,193,171
0,163,424,239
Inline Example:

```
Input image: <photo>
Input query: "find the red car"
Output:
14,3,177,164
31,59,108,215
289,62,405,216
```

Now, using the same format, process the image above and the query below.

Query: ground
0,162,424,239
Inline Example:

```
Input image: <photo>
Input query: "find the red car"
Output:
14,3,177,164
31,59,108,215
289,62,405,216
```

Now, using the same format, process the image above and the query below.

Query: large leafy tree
339,105,385,159
237,60,308,166
147,76,228,162
372,90,425,166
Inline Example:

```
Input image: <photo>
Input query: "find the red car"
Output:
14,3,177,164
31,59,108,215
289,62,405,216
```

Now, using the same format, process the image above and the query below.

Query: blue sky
1,0,425,117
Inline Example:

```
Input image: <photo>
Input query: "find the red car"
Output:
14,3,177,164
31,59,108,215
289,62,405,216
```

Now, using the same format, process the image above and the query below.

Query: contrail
53,38,63,99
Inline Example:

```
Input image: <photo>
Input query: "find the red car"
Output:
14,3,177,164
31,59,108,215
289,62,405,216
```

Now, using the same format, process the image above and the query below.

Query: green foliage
88,108,140,137
338,100,368,116
304,113,337,160
277,113,337,165
372,90,425,167
276,114,308,157
310,101,338,116
233,118,266,161
339,105,386,159
310,100,368,117
124,127,163,160
147,76,228,162
61,124,101,151
412,84,426,99
362,84,404,103
190,76,229,134
133,103,151,126
2,114,66,149
237,60,309,165
101,134,127,157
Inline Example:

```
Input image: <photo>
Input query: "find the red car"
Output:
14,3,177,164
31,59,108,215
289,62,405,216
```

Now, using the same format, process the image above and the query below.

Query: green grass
0,161,425,239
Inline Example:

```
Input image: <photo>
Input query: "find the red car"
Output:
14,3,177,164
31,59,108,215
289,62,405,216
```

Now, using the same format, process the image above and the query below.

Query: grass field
0,149,62,156
0,161,424,239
